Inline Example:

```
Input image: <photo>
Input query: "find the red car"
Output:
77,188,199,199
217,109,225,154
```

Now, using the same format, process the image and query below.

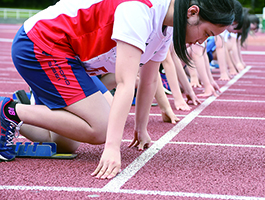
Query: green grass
0,8,40,19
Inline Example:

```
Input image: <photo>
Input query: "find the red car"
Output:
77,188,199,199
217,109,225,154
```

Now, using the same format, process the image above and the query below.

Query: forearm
135,61,160,131
204,52,215,83
171,51,193,94
162,53,183,101
105,82,135,148
104,40,141,149
215,36,228,74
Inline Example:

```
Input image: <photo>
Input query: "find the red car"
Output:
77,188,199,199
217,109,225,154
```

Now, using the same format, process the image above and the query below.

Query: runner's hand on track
91,147,121,179
129,130,151,151
186,93,201,106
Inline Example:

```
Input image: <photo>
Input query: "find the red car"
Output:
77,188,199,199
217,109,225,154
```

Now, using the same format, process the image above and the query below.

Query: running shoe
0,97,22,161
160,73,172,95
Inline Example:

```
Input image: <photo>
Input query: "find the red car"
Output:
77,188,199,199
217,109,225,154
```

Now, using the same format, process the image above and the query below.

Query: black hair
173,0,235,65
233,0,243,30
249,14,260,32
237,7,250,46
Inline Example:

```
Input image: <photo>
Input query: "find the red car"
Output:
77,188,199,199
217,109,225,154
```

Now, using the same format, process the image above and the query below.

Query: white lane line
166,98,265,103
221,93,265,97
0,185,264,200
242,76,265,79
170,141,265,149
0,38,13,42
241,51,265,55
214,99,265,103
226,88,246,91
122,140,265,149
102,67,251,191
129,113,265,120
197,115,265,120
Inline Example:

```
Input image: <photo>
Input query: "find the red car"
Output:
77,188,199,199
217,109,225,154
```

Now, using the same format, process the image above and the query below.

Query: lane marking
221,93,265,97
236,83,265,87
170,141,265,149
129,113,265,120
0,185,264,200
102,66,251,191
242,76,265,79
166,98,265,103
241,51,265,55
0,38,13,42
122,139,265,149
212,99,265,103
197,115,265,120
226,88,246,91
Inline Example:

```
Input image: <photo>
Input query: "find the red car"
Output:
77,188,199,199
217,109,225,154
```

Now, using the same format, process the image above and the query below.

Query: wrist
104,141,121,150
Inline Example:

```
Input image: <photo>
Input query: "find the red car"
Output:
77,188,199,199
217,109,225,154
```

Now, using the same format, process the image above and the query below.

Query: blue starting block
12,142,77,159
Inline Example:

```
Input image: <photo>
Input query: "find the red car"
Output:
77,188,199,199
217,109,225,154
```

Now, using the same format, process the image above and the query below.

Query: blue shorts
206,36,216,62
12,25,107,109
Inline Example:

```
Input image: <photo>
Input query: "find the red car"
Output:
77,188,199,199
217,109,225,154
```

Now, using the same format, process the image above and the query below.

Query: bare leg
18,91,113,153
155,72,180,124
191,45,218,97
215,36,230,80
225,42,238,76
16,91,110,147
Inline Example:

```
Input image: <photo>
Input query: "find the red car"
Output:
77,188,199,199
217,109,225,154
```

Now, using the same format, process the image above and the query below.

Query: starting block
12,142,77,159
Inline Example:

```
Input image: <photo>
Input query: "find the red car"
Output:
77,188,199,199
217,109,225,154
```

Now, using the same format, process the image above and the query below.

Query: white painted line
215,99,265,103
242,76,265,79
197,115,265,120
122,139,265,149
0,185,264,200
171,141,265,149
0,38,13,42
167,97,265,102
241,51,265,55
248,70,265,73
128,113,186,117
236,83,264,87
227,89,246,91
246,64,265,67
102,66,251,191
129,113,265,120
221,93,264,97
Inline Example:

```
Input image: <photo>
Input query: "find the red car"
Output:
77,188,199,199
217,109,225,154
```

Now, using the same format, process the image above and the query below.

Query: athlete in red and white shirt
24,0,172,76
8,0,235,178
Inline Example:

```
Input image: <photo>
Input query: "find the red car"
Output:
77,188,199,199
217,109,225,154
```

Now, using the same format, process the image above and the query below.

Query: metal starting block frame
12,142,77,159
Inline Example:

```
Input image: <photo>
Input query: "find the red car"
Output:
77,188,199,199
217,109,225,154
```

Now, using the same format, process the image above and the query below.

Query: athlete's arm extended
92,40,142,179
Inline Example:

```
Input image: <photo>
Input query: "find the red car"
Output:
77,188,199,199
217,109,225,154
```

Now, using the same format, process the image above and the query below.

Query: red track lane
0,24,265,200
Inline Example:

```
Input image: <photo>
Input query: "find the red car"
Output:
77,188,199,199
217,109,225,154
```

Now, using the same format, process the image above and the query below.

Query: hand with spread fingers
129,130,151,151
91,147,121,179
161,110,180,124
186,93,201,106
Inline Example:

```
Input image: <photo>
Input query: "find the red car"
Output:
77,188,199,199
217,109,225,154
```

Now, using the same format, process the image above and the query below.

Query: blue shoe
0,97,22,161
160,73,172,95
132,97,136,106
210,63,219,69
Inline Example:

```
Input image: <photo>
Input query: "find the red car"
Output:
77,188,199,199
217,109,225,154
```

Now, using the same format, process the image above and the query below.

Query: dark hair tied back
173,0,235,65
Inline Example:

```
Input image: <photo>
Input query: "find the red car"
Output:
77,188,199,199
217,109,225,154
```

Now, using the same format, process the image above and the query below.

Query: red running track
0,24,265,200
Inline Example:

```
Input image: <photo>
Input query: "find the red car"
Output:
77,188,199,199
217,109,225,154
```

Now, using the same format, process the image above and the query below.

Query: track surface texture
0,24,265,200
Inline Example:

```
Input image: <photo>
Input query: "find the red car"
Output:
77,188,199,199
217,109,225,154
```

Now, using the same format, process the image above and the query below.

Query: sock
4,101,21,123
134,88,137,97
